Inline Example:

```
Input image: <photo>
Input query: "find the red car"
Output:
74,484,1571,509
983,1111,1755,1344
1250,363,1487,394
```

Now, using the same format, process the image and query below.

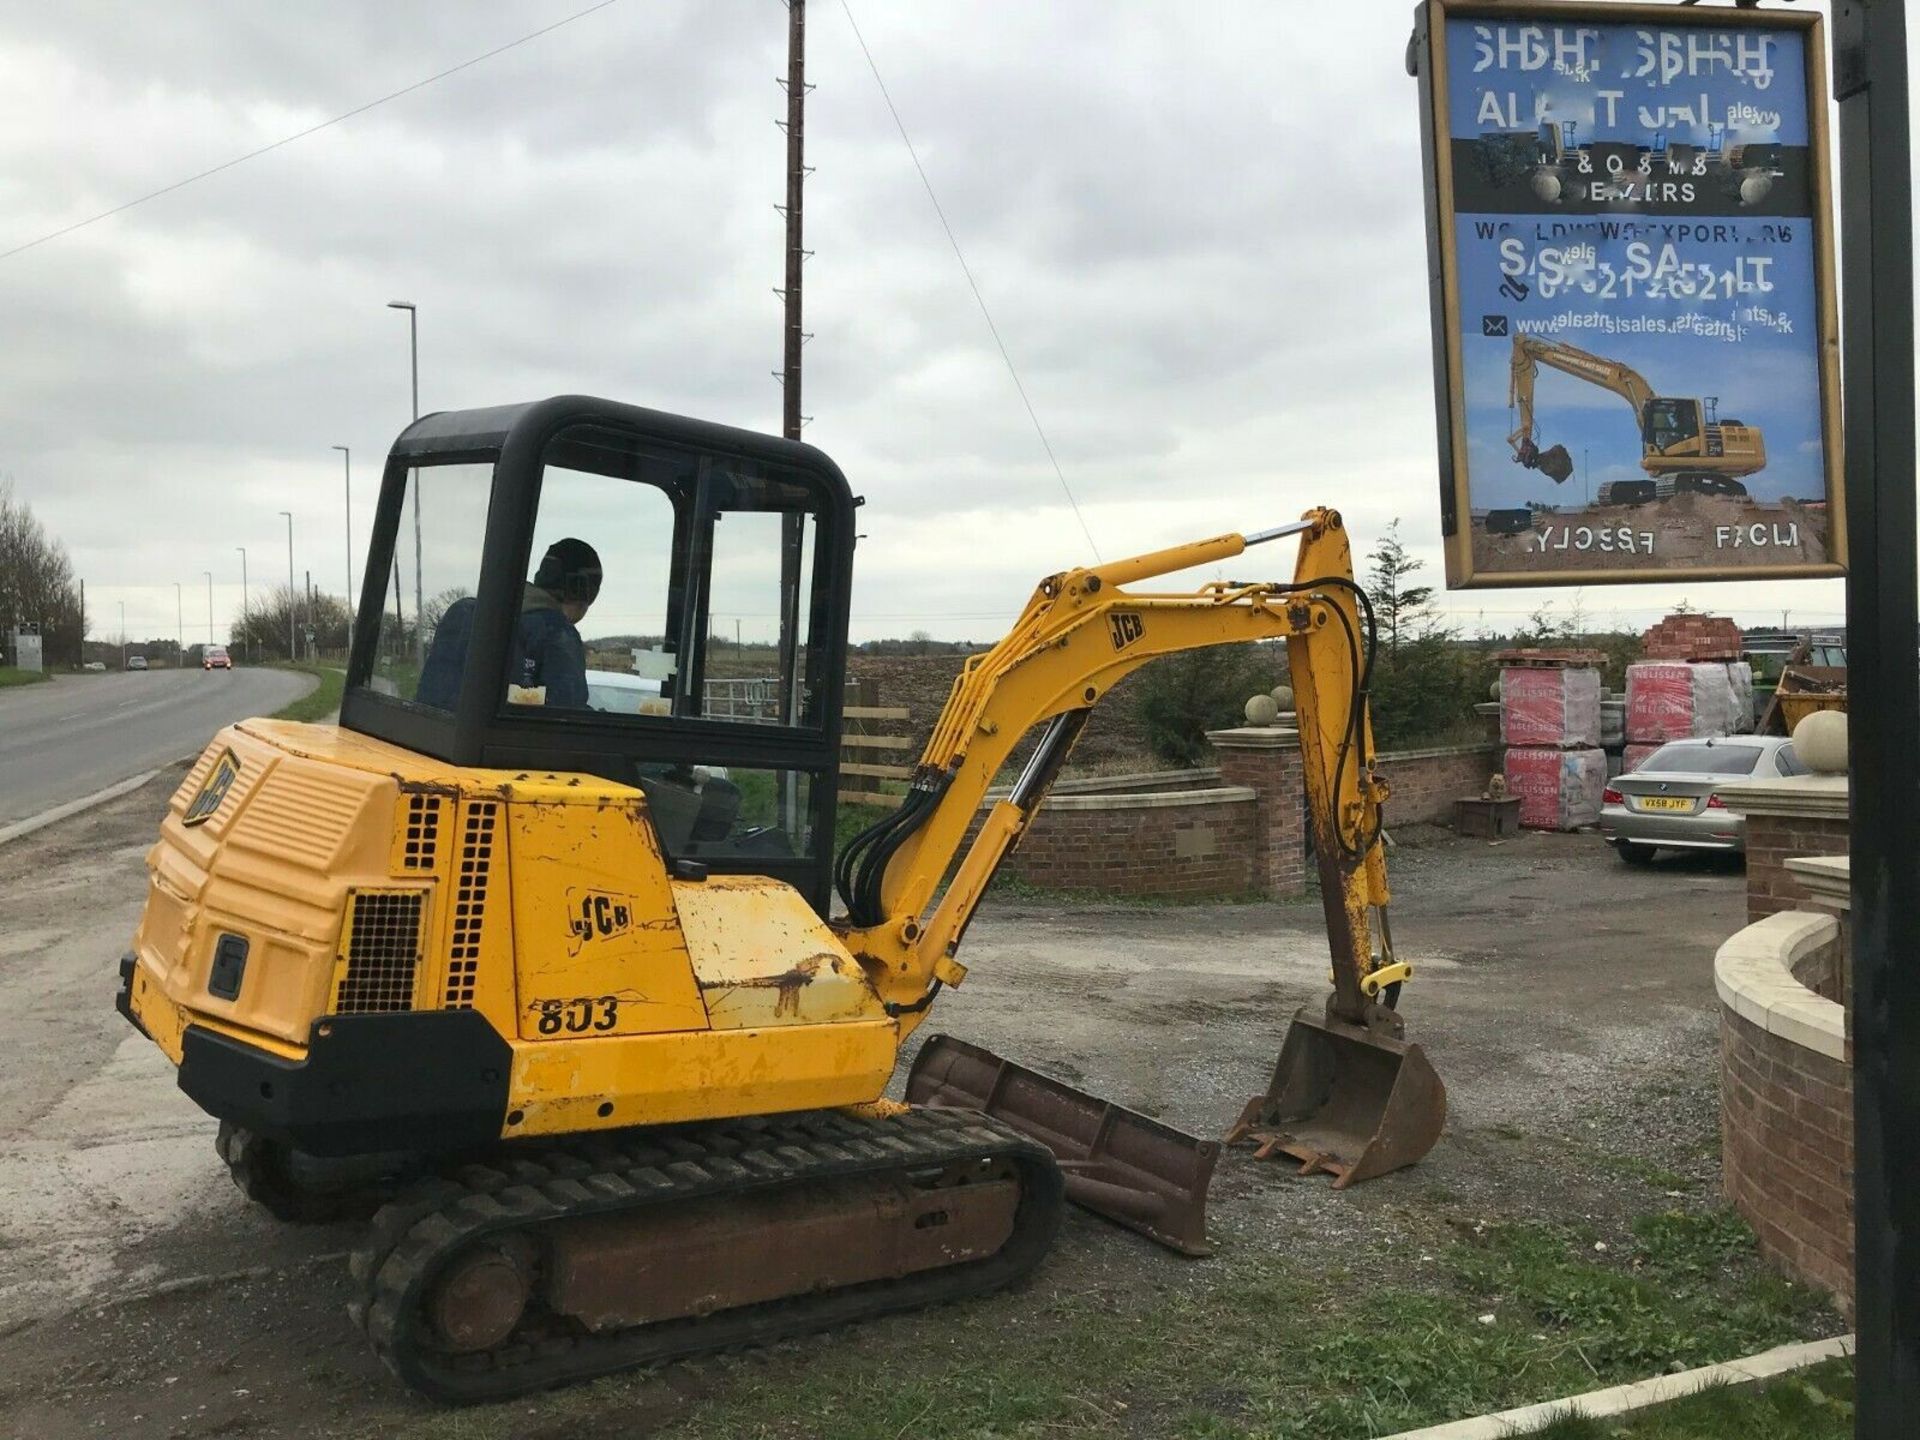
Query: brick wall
1211,731,1306,897
1745,813,1851,922
982,791,1260,898
1721,1001,1854,1309
1375,744,1504,825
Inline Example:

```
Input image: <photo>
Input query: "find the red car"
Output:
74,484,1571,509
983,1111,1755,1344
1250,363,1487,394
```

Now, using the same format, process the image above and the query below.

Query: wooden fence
841,705,915,808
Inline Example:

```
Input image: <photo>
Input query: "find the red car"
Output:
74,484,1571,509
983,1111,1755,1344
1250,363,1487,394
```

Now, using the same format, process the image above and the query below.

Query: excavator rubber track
349,1106,1064,1403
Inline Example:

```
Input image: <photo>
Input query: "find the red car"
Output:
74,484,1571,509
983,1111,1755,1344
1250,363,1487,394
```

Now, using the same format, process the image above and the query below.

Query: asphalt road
0,667,312,826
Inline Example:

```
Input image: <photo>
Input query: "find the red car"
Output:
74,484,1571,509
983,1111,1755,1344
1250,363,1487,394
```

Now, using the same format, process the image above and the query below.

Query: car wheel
1616,841,1656,865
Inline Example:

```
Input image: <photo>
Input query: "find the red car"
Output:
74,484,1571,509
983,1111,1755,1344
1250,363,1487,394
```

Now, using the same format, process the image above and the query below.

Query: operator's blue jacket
415,585,588,709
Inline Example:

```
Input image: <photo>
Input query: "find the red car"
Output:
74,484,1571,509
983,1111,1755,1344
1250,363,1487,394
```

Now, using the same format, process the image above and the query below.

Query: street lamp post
387,301,423,667
279,511,296,661
235,547,249,662
204,572,214,658
175,583,183,667
118,600,125,670
333,445,353,631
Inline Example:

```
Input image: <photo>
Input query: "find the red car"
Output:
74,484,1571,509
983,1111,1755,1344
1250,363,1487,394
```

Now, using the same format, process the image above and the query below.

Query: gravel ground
0,776,1790,1438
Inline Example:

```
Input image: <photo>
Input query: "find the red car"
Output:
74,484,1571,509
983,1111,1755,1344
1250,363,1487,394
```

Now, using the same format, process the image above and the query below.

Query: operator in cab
416,537,602,709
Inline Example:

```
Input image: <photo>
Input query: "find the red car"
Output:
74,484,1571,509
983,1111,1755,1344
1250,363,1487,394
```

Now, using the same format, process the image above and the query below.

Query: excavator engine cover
1229,1004,1445,1189
906,1035,1218,1256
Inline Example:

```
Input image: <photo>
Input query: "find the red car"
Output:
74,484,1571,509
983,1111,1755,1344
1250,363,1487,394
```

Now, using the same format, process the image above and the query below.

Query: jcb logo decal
1108,613,1145,651
182,750,241,827
567,889,633,951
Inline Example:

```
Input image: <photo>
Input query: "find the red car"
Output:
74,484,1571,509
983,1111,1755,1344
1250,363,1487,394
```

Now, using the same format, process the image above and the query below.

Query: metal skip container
905,1035,1219,1256
1227,1004,1446,1189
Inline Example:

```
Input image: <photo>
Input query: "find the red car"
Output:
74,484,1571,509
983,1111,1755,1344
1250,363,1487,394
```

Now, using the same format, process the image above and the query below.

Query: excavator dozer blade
906,1034,1219,1256
1534,444,1576,483
1227,1006,1446,1190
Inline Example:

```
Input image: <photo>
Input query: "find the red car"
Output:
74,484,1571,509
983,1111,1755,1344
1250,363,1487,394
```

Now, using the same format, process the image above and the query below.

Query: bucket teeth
1228,1005,1447,1188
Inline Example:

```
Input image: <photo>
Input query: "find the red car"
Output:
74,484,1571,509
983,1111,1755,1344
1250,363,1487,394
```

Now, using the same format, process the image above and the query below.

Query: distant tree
1365,521,1435,655
233,583,351,660
1134,642,1280,767
0,478,86,667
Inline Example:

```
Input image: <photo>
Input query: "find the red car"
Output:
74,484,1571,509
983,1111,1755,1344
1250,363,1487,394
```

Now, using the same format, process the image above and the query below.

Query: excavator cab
343,396,857,913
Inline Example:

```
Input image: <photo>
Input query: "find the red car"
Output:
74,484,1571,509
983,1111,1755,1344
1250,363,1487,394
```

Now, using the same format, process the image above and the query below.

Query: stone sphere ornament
1531,170,1563,203
1269,685,1294,711
1244,693,1280,726
1792,709,1848,775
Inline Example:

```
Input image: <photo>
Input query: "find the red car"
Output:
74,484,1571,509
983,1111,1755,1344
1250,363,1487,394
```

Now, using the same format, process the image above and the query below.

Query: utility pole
204,572,213,657
333,445,353,624
1837,4,1920,1434
387,302,423,669
236,547,249,662
279,511,296,661
175,583,183,666
118,600,125,669
773,0,811,749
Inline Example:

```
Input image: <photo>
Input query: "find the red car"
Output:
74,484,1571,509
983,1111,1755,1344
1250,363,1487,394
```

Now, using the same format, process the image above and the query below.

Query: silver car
1599,735,1806,862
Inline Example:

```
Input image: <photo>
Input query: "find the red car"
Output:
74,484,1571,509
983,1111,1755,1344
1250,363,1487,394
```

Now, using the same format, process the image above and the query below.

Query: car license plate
1638,796,1693,812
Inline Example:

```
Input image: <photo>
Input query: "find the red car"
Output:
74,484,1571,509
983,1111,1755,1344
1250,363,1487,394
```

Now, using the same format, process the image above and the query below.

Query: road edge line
1379,1333,1855,1439
0,759,189,849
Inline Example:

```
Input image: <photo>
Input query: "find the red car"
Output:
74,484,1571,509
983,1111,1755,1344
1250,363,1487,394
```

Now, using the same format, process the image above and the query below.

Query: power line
838,1,1101,562
0,0,627,263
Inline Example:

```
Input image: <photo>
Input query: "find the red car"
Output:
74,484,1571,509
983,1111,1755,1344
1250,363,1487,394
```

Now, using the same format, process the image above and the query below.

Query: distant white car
125,654,148,672
83,661,107,672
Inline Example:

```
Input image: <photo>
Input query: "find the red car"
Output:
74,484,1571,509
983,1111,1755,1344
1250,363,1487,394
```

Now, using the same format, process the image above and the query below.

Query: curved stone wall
1715,910,1853,1310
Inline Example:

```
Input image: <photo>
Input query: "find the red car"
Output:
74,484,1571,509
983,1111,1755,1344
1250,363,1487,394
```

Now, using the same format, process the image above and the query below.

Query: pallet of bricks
1622,614,1755,773
1498,648,1607,831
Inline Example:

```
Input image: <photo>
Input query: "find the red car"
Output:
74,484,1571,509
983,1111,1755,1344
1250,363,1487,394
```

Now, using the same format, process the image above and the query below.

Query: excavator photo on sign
115,396,1445,1401
1508,333,1767,505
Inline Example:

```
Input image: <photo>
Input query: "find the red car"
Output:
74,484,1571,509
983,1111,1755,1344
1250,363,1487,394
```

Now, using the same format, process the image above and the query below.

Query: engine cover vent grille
396,792,445,872
334,889,426,1013
444,801,498,1010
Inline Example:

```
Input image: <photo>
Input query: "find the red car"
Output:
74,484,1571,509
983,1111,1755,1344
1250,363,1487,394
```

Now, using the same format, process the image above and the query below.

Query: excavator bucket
1227,1006,1446,1189
906,1035,1219,1256
1533,444,1575,483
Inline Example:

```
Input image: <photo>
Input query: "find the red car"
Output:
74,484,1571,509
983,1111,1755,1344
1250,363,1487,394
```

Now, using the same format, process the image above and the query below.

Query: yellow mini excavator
1508,333,1766,503
117,397,1444,1400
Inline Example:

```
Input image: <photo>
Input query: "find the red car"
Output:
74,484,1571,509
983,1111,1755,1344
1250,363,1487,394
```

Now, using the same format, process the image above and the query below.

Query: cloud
0,1,1848,645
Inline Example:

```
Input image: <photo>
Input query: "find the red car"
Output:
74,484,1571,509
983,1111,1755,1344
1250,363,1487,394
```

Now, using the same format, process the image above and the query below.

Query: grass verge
392,1207,1837,1440
0,666,51,688
268,661,345,723
1533,1356,1852,1438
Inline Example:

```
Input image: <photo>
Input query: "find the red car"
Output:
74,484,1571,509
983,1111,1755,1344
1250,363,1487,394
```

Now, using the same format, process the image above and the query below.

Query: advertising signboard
1412,2,1841,588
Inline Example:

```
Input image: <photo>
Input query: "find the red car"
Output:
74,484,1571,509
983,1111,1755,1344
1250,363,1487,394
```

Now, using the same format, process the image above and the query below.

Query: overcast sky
0,0,1861,648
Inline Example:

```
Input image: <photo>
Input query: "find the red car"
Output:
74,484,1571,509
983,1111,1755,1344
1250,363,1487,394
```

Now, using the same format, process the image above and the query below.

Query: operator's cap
535,537,603,604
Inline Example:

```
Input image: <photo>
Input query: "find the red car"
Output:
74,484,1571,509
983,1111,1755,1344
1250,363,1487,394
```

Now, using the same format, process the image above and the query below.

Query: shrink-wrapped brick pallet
1724,661,1756,733
1499,666,1602,748
1625,661,1737,742
1503,746,1607,831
